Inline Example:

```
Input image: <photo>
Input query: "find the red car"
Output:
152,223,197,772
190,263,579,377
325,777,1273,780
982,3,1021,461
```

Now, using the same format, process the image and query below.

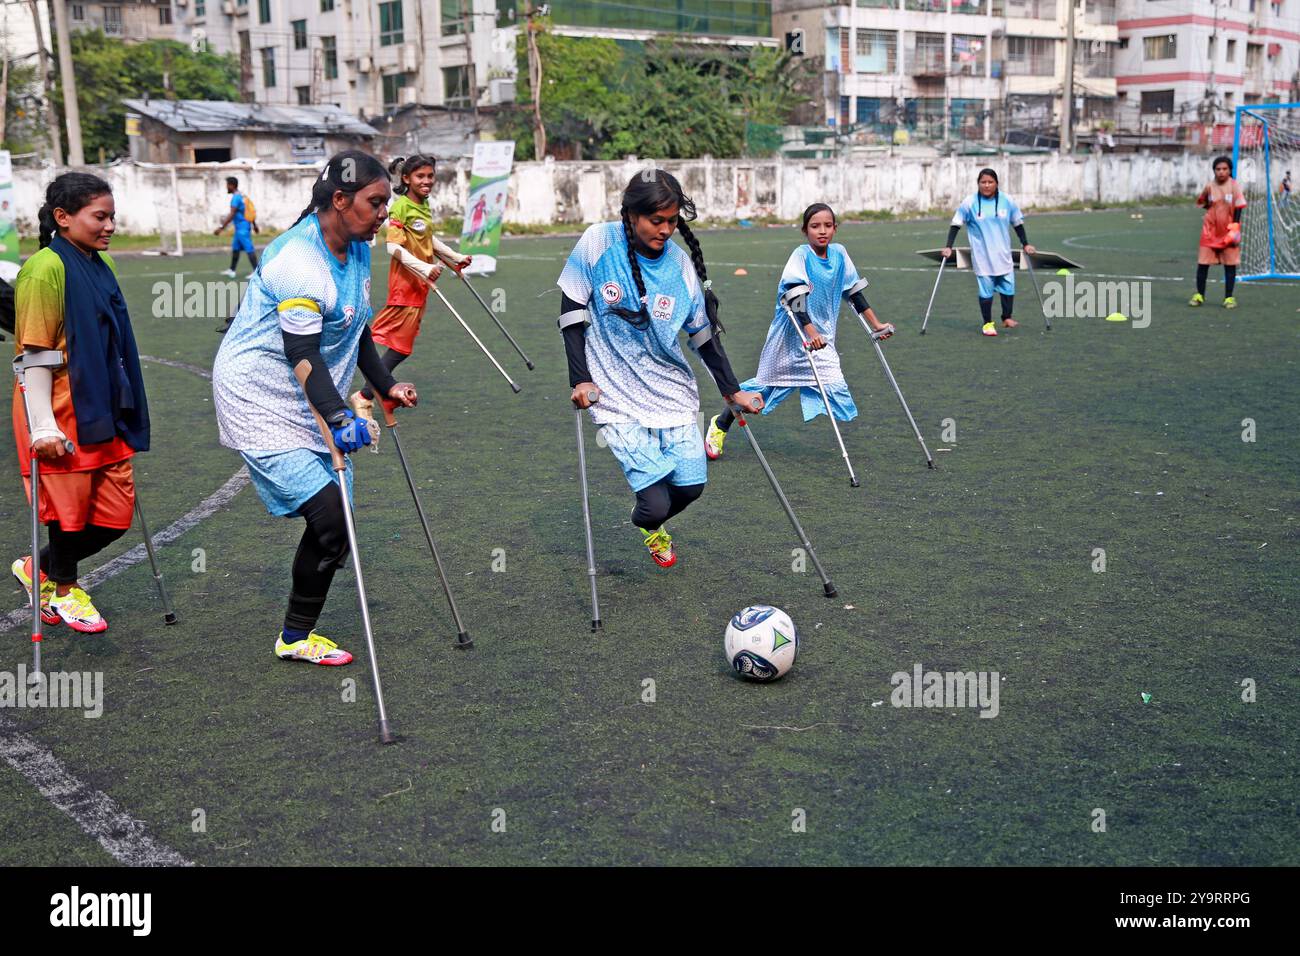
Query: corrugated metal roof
121,99,377,137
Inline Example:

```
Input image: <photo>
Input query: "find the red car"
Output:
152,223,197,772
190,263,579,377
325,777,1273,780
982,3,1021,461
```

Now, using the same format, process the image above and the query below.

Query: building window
71,4,84,19
258,0,271,24
321,0,334,9
1226,39,1236,63
443,64,470,106
1005,36,1054,75
382,72,408,110
952,0,984,12
237,0,247,6
103,6,122,34
296,86,312,105
855,29,897,74
322,35,338,79
292,19,307,49
195,0,205,16
379,1,404,46
856,96,882,126
952,35,984,76
1140,89,1175,114
910,32,946,75
1144,34,1176,61
442,0,471,36
261,47,276,87
159,6,171,24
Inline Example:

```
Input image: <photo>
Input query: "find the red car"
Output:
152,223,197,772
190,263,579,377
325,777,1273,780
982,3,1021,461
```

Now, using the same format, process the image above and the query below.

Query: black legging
359,347,409,401
229,249,259,271
284,483,351,634
38,522,129,585
1196,264,1237,297
632,480,704,531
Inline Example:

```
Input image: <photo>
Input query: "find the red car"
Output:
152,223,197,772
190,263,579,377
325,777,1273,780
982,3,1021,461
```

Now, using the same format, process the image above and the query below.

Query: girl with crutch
705,203,894,469
9,173,152,634
941,168,1036,337
213,151,417,668
558,170,762,569
349,154,470,446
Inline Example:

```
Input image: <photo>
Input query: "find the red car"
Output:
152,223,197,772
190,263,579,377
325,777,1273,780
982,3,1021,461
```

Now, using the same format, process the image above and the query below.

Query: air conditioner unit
176,0,187,7
489,77,515,104
400,42,420,72
221,0,234,13
357,55,373,73
399,86,418,105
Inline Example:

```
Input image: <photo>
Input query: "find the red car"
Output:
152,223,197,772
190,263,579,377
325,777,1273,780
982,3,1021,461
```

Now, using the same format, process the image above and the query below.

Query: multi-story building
189,0,499,117
1116,0,1300,132
67,1,187,42
773,0,1119,143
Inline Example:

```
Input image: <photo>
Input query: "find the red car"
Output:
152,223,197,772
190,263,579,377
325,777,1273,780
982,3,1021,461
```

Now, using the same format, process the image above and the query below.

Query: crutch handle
291,360,348,472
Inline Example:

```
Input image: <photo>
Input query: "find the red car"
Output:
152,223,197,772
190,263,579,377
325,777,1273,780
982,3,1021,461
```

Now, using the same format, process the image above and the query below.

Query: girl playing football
557,170,762,568
704,203,894,459
1190,155,1247,310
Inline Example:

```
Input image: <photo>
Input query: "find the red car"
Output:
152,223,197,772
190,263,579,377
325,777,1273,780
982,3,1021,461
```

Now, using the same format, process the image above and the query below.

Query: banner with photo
0,151,19,269
459,141,515,276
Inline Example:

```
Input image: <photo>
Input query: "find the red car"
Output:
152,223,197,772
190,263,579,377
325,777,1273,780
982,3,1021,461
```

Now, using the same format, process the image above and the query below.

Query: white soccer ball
724,605,798,682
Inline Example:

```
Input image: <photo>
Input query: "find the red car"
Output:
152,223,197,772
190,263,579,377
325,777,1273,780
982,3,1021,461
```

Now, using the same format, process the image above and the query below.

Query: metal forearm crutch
133,496,178,624
574,389,602,632
855,318,936,469
449,267,535,372
779,285,860,488
919,255,949,335
293,363,396,745
1021,250,1051,331
703,359,837,599
430,284,521,394
381,401,471,649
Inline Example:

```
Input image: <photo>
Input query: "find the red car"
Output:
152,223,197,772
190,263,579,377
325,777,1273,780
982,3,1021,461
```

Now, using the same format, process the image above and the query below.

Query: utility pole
26,0,61,162
524,2,545,160
51,0,83,164
1060,0,1076,155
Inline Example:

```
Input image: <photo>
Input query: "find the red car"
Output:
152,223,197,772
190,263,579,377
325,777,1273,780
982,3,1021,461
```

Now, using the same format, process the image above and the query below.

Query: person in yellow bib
350,155,470,448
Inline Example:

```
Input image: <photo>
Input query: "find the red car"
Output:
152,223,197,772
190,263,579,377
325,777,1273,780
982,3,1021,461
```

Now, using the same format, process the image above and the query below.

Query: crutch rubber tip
591,619,602,633
455,631,473,649
163,612,179,625
919,329,926,335
850,478,860,488
927,460,935,469
510,383,522,394
823,582,838,598
379,721,398,746
526,361,536,371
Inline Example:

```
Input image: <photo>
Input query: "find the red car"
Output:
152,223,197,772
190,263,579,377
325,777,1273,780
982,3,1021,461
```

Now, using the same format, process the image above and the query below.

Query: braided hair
37,172,112,249
388,153,437,195
612,169,721,332
292,149,390,227
975,167,1001,219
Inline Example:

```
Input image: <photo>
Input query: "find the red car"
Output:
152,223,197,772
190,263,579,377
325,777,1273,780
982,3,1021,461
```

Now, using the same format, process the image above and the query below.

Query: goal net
1234,103,1300,280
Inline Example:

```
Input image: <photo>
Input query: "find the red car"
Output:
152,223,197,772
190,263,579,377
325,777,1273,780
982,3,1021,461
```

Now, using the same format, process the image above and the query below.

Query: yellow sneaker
1188,293,1204,307
275,631,354,666
11,556,58,625
705,414,727,460
640,527,677,568
48,586,107,634
1224,296,1237,310
981,322,998,337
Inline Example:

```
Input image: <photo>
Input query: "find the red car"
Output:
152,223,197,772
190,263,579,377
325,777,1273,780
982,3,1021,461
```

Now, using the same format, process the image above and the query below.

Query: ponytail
387,153,437,197
37,172,112,249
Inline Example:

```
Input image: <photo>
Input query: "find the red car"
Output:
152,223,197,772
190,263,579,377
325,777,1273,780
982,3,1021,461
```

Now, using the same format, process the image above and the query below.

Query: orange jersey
385,194,435,308
11,247,135,477
1199,178,1247,250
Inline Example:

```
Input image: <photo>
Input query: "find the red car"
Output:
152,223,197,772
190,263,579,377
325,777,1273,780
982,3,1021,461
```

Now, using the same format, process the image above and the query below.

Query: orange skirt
22,458,135,531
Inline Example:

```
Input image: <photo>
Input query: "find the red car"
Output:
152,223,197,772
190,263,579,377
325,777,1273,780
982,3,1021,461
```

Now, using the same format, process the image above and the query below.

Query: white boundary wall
11,153,1212,237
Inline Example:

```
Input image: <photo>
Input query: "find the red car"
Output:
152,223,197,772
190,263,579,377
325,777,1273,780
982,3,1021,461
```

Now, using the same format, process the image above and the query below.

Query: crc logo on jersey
343,305,357,327
600,281,623,305
651,293,675,322
410,219,428,234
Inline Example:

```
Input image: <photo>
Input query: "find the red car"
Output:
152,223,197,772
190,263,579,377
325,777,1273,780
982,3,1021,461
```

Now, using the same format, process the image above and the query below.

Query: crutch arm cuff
688,325,714,349
20,362,60,439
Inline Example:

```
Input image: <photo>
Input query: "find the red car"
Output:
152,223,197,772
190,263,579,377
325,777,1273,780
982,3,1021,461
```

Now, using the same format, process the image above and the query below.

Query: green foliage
51,32,240,160
2,60,44,154
507,30,802,160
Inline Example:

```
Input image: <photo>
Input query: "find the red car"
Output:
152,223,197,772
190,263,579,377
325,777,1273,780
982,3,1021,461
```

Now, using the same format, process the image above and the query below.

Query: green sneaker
1224,296,1237,310
1188,293,1204,307
640,527,677,568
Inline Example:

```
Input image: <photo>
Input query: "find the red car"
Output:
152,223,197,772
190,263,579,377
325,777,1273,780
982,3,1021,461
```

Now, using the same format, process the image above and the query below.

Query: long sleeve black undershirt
1014,223,1029,245
945,224,960,248
559,294,741,397
283,326,396,423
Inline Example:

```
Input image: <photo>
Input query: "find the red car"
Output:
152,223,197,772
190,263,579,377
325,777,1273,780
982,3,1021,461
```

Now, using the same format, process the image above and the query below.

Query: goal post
1233,102,1300,281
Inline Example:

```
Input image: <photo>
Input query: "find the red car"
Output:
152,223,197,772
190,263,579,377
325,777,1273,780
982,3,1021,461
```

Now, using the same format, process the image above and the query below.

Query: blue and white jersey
558,222,709,428
213,213,373,452
952,190,1024,277
753,243,862,387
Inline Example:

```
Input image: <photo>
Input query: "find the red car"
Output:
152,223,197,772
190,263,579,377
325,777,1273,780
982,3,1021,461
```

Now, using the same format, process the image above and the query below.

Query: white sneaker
220,268,237,278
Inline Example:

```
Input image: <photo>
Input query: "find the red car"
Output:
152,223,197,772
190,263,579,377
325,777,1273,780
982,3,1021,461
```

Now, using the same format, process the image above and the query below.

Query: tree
603,49,743,159
51,33,239,160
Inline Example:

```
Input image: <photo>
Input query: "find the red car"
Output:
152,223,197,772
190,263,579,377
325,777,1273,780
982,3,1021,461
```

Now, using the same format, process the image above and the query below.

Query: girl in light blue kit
942,168,1036,337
